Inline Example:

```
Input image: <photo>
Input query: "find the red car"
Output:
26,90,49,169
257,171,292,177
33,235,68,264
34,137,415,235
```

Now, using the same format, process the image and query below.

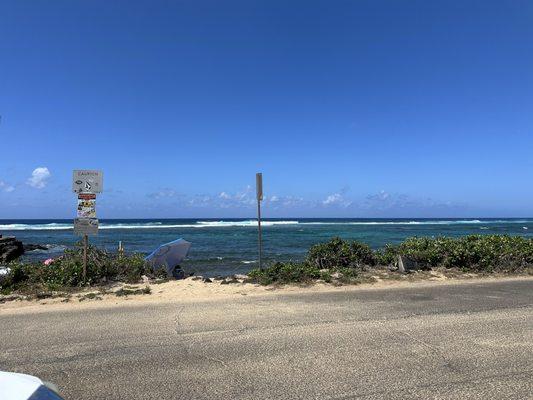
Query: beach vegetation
378,235,533,272
114,286,151,297
249,237,371,284
0,241,163,294
2,235,532,294
306,237,376,269
249,235,533,284
248,262,322,285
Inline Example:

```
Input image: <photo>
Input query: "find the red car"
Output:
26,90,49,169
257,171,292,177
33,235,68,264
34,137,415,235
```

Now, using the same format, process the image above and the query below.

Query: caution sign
72,170,103,194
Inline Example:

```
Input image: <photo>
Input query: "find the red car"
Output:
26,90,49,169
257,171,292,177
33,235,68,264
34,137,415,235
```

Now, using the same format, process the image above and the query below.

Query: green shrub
248,262,321,285
0,262,29,294
440,235,533,272
378,235,533,272
306,237,375,269
350,241,377,266
115,286,151,296
0,242,163,293
397,237,450,267
2,235,531,294
375,244,400,265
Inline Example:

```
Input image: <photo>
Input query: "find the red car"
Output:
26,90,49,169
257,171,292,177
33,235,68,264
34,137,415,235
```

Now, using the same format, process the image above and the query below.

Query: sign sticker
77,194,96,218
72,170,103,193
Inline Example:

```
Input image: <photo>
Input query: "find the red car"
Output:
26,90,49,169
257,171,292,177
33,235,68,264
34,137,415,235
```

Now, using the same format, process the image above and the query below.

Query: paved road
1,279,533,399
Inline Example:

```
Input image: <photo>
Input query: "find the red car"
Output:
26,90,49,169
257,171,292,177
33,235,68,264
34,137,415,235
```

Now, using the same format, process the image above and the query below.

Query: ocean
1,218,531,276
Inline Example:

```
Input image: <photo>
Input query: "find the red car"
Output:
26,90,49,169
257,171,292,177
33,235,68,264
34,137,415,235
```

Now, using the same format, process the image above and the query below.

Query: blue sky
0,0,532,218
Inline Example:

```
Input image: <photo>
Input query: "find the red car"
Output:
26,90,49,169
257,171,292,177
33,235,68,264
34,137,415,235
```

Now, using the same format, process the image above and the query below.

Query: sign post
83,234,88,280
256,173,263,270
73,170,103,282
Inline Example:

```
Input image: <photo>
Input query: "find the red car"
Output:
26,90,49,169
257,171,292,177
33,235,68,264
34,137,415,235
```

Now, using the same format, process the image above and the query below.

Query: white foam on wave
195,220,298,227
1,219,530,231
299,219,531,226
0,220,299,231
0,223,72,231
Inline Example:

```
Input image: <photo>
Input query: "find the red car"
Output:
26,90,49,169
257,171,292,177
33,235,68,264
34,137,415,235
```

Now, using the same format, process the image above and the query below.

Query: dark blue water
1,218,531,276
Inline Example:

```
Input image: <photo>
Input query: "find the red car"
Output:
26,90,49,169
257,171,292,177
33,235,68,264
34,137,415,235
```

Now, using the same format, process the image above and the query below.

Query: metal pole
256,172,263,271
257,198,262,270
83,234,88,282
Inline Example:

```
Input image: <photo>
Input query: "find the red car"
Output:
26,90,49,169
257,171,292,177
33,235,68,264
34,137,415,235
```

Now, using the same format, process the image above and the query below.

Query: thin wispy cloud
141,185,465,216
0,180,15,193
147,188,179,200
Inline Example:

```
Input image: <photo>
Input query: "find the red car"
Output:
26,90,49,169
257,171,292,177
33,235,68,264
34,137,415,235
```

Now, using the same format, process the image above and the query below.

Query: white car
0,371,64,400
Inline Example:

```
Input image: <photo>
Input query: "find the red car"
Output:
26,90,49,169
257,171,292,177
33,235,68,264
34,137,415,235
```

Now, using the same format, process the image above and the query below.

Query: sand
2,273,533,315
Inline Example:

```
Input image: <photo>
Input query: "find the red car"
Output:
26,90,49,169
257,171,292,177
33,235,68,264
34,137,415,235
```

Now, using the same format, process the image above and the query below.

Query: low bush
2,235,531,293
249,237,372,285
375,244,400,266
248,262,321,285
306,237,375,269
0,241,166,294
249,235,533,284
377,235,533,272
114,286,151,297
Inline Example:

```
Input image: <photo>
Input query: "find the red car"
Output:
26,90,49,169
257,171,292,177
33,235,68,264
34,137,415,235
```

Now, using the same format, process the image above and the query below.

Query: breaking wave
0,219,530,231
0,220,299,231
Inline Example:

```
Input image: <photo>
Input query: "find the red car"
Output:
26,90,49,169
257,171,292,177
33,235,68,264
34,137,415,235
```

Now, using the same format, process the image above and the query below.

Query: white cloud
27,167,51,189
0,181,15,193
322,193,352,207
219,192,231,199
147,188,178,200
370,190,390,201
188,195,213,207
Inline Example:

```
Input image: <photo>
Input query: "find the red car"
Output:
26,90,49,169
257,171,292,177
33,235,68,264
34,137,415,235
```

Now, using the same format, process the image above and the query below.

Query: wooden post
118,241,124,258
83,234,88,282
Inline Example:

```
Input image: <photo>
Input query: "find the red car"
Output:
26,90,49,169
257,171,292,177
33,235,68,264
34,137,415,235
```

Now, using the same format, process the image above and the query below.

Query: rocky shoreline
0,235,49,263
0,236,24,263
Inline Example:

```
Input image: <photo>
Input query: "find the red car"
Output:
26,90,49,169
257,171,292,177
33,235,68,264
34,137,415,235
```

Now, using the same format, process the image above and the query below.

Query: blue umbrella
145,238,191,275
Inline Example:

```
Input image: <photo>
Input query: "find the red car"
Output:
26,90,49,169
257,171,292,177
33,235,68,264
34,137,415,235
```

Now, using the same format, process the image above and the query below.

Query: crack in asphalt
174,305,229,368
396,330,462,373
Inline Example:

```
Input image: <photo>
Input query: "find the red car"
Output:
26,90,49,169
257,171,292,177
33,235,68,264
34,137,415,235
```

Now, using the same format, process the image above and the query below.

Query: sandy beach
2,273,532,315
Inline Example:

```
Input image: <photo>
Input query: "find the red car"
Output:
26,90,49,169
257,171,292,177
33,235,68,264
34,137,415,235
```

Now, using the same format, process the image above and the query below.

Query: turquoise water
1,218,531,276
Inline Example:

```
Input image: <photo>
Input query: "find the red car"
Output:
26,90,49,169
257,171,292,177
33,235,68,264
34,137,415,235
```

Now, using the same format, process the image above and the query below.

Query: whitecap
195,220,298,227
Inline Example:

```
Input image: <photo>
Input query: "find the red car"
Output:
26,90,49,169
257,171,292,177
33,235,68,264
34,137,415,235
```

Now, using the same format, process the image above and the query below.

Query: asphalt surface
1,279,533,399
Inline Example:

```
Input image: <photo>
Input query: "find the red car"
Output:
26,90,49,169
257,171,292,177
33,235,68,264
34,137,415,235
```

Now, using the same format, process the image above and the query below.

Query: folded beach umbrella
145,238,191,275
